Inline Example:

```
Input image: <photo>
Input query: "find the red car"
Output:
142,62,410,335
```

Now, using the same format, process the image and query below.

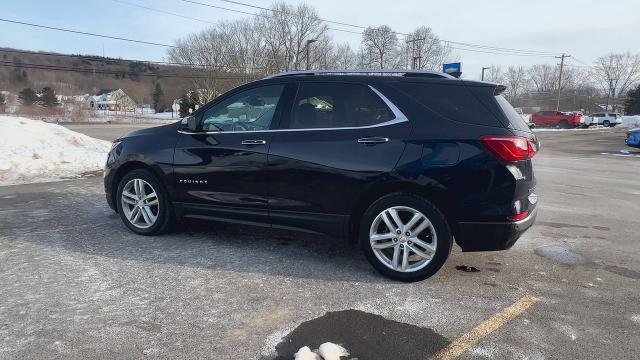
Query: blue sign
443,62,462,74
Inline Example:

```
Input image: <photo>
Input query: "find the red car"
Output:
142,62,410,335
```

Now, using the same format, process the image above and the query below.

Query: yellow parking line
430,295,540,360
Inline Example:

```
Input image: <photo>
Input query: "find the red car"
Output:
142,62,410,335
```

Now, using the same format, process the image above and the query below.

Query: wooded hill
0,48,247,110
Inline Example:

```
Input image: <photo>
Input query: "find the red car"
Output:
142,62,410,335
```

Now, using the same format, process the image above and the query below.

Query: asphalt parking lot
1,124,639,359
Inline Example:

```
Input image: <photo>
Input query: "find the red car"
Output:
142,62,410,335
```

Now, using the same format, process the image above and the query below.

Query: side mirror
528,123,536,129
186,116,198,131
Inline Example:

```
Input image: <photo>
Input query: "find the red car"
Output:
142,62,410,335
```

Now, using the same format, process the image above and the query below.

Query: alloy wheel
121,179,159,229
369,206,438,272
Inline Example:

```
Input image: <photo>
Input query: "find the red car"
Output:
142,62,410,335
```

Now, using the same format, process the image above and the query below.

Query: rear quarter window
494,95,531,132
392,82,504,127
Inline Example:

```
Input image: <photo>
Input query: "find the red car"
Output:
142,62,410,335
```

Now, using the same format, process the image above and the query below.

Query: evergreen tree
178,90,200,117
151,83,164,112
39,87,59,108
624,85,640,115
18,87,38,106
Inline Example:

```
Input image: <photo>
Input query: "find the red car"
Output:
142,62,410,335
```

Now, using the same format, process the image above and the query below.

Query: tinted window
495,95,531,132
288,83,393,129
201,85,284,132
393,83,502,127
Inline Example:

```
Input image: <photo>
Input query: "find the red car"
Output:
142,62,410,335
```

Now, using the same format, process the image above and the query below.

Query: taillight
480,136,537,162
507,211,529,221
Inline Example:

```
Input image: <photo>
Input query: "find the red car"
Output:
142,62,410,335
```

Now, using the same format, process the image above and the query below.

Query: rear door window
287,82,393,129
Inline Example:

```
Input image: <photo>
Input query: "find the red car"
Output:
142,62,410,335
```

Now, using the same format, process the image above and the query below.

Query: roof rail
264,69,455,80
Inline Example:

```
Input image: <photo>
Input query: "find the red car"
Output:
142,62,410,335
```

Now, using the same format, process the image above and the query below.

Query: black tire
359,193,452,282
603,120,611,127
558,120,570,129
116,169,173,235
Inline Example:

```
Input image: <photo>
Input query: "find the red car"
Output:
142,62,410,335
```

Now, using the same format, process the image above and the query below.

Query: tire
359,193,452,282
603,120,611,127
558,120,570,129
116,169,173,235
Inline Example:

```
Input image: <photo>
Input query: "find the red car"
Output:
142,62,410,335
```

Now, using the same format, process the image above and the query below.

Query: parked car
585,112,622,127
531,110,584,128
104,70,539,282
626,128,640,148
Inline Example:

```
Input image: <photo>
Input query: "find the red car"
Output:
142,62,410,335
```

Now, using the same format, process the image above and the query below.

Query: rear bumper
455,207,538,252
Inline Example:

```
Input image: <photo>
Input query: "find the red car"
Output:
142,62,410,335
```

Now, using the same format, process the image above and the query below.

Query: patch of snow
317,342,349,360
0,116,111,186
631,314,640,323
295,346,321,360
621,115,640,129
532,127,609,132
261,327,293,357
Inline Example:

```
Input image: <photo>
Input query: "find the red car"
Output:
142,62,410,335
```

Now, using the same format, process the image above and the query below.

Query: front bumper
455,207,538,252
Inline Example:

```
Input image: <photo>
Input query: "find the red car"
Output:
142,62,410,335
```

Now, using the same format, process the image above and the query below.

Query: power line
0,18,283,62
0,60,261,79
112,0,217,25
182,0,563,56
0,18,177,48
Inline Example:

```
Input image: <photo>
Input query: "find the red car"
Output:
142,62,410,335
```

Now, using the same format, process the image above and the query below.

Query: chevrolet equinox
104,70,539,282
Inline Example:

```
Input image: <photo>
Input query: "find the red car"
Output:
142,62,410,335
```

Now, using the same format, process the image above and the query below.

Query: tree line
168,0,453,105
168,0,640,114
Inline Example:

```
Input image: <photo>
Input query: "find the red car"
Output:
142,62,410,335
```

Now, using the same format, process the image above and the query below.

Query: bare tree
403,26,452,70
503,66,528,103
591,52,640,111
528,64,558,94
361,25,399,69
265,1,329,71
484,65,504,84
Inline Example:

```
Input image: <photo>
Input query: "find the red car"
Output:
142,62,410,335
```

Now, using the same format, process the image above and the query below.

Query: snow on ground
622,115,640,129
532,126,610,132
0,116,111,186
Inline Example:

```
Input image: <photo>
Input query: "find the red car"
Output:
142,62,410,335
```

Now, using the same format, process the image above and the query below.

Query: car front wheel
359,193,452,282
116,169,172,235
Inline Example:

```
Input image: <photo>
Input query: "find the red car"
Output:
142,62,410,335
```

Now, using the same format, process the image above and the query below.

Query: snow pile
294,343,349,360
621,115,640,129
0,116,111,186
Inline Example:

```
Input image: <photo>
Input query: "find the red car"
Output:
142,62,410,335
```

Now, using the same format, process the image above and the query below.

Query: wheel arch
109,161,164,212
348,181,455,243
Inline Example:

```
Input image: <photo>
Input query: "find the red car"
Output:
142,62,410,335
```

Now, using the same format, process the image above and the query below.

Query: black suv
105,70,538,281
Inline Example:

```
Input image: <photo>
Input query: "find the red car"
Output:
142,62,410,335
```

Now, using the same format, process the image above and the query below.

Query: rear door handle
357,137,389,144
241,139,267,145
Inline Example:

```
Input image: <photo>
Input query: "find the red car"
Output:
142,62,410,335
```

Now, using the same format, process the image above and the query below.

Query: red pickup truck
531,111,584,128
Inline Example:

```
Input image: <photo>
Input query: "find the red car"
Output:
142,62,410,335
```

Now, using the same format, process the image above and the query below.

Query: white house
86,88,136,111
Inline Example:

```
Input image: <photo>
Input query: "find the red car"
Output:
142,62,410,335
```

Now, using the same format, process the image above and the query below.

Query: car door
266,81,411,236
172,83,292,225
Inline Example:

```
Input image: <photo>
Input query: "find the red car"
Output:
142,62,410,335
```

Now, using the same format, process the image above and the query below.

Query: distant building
86,88,136,111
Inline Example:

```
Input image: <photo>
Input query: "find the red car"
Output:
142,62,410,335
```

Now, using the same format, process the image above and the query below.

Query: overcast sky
1,0,639,78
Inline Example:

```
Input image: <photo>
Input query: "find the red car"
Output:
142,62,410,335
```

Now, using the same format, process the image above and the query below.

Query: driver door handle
357,137,389,144
241,139,267,145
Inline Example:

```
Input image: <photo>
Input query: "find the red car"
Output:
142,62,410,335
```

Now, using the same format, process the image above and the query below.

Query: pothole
534,245,587,265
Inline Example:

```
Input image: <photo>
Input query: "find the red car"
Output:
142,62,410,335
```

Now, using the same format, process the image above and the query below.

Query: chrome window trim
178,85,408,135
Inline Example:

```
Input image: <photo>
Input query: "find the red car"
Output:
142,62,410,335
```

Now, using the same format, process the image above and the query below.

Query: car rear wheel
359,193,452,282
603,120,611,127
558,120,570,129
116,169,172,235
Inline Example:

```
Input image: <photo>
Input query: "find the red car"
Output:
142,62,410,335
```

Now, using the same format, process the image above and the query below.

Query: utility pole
555,53,570,111
305,39,317,70
481,66,490,81
406,37,425,69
